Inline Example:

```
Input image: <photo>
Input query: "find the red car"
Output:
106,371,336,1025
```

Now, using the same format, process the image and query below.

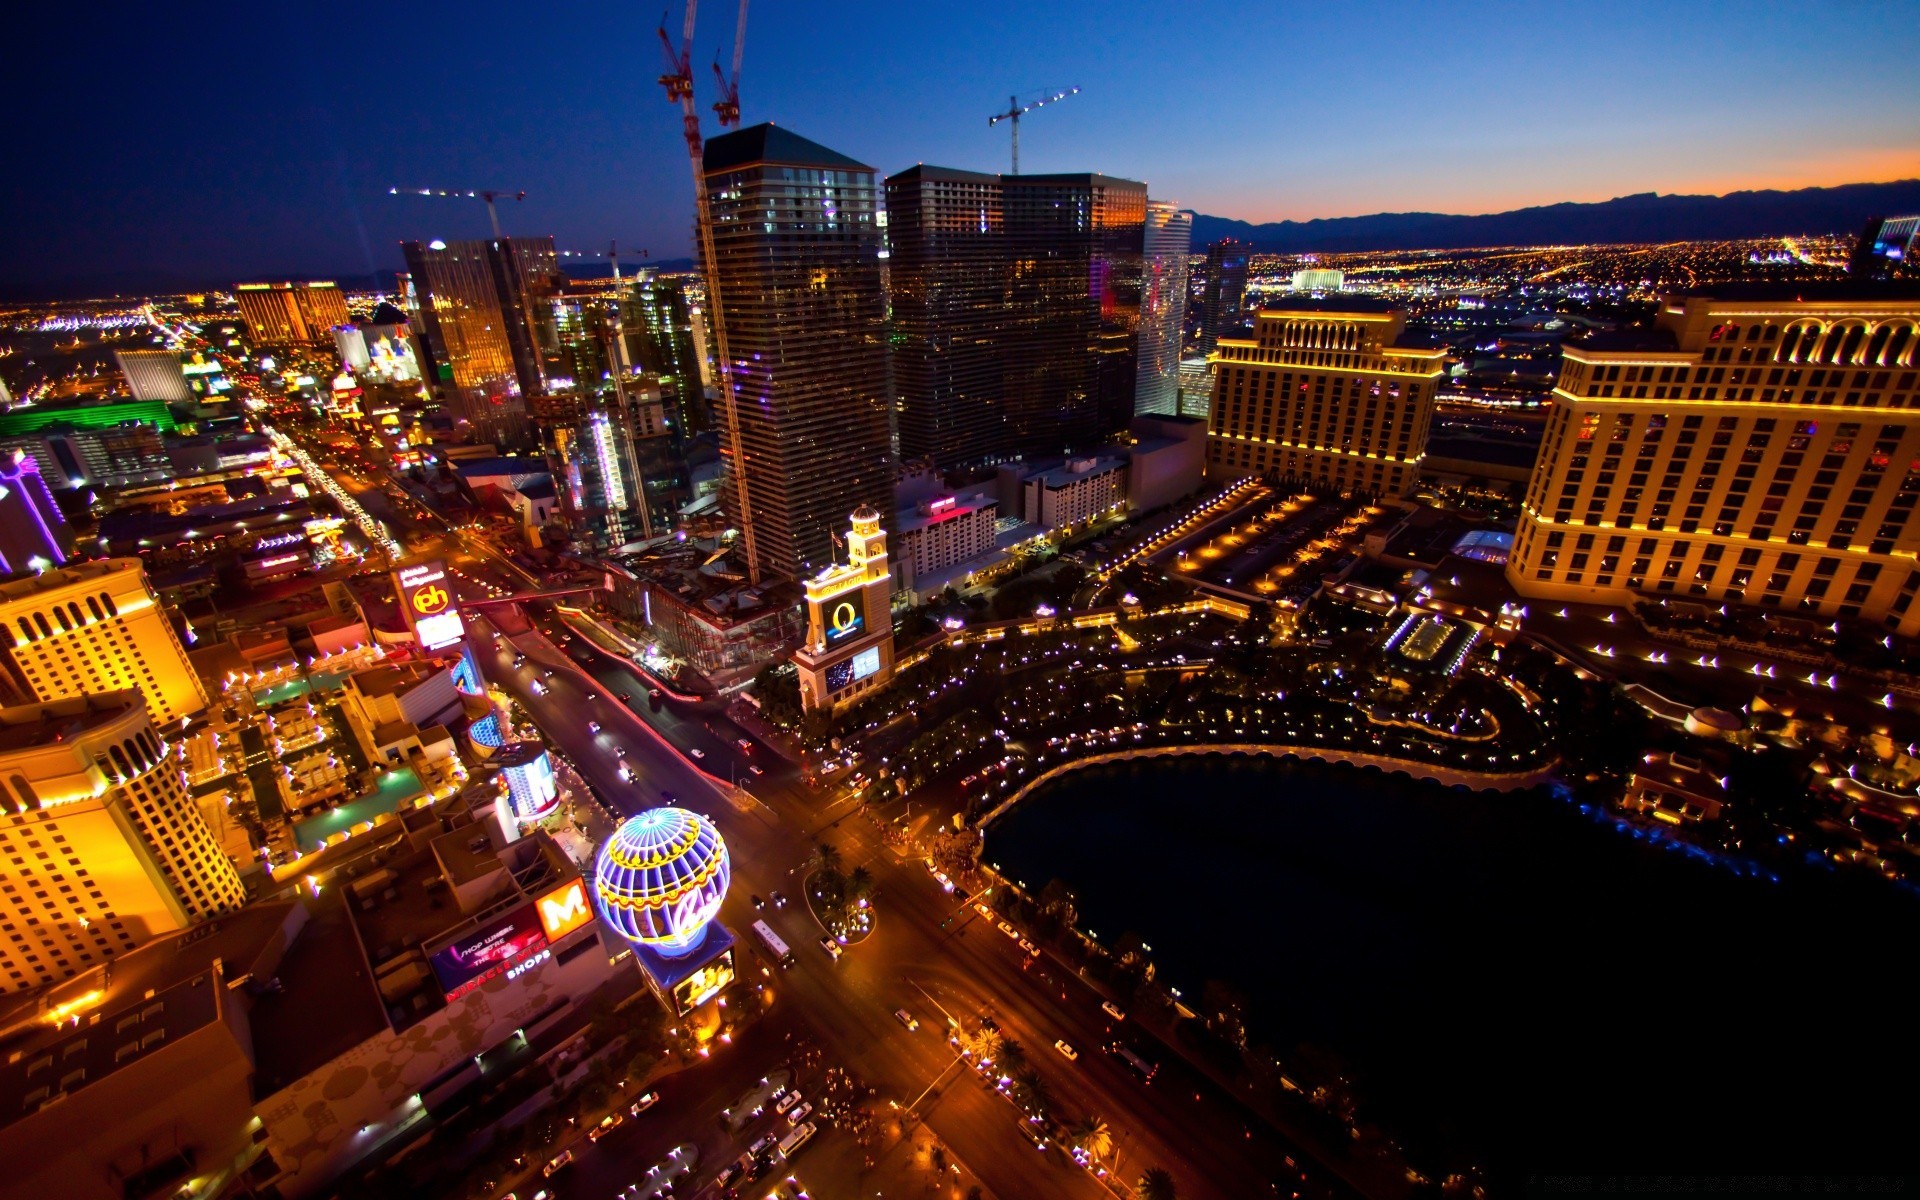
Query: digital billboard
394,559,465,650
671,949,735,1014
825,644,884,694
535,877,594,942
428,903,547,1001
823,598,865,646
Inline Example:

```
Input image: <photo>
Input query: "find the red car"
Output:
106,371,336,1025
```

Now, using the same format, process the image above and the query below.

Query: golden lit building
0,558,209,728
1206,300,1444,496
234,281,351,346
1509,286,1920,632
0,692,245,994
793,507,895,711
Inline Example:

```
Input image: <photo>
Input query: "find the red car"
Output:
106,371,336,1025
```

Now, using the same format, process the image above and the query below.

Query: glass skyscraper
885,168,1149,467
1198,238,1251,353
703,124,893,582
401,235,561,445
1134,201,1193,416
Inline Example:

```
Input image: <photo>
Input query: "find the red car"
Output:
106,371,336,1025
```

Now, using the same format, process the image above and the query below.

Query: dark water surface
986,755,1918,1174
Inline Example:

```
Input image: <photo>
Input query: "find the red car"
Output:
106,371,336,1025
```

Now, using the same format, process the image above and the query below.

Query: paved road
456,586,1342,1200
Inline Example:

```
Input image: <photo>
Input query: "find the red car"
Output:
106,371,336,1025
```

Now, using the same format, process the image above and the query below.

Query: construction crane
557,241,650,280
709,0,748,127
388,186,525,239
657,0,759,583
988,87,1080,175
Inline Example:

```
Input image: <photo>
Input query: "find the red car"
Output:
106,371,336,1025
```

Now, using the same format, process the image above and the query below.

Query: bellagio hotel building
1509,286,1920,633
1206,300,1445,496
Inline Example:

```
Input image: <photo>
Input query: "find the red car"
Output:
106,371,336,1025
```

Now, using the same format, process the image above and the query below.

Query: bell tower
793,506,896,711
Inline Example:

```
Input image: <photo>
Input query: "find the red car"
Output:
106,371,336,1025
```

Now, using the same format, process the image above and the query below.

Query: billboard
428,903,547,1001
535,878,594,942
823,598,865,646
671,949,735,1014
395,559,465,651
824,645,883,694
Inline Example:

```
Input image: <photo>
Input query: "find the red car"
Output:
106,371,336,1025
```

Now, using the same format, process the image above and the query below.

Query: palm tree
1010,1068,1052,1119
1068,1115,1113,1163
1138,1167,1178,1200
846,865,874,901
957,1023,1004,1065
809,841,844,875
996,1038,1027,1075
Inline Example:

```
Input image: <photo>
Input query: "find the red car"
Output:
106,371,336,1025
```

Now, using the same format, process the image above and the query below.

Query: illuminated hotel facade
233,281,351,346
0,692,245,993
1508,286,1920,631
793,507,896,712
0,559,208,727
703,124,894,581
1205,300,1443,496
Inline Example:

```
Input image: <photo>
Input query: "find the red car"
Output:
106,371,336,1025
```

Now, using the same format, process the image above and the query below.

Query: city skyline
4,1,1918,296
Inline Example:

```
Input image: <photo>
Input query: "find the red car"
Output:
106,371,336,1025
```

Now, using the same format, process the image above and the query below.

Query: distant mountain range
1189,180,1920,254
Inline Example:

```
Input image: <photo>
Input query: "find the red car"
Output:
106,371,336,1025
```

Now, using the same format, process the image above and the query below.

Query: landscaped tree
846,865,874,902
957,1023,1005,1066
1068,1115,1114,1162
1138,1166,1179,1200
1010,1068,1053,1118
809,841,844,876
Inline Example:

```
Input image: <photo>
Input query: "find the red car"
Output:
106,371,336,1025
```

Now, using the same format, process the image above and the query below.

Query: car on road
618,764,633,782
775,1089,803,1116
894,1009,920,1032
1054,1040,1078,1061
629,1090,659,1116
1018,938,1039,956
770,891,788,908
617,692,632,702
749,1134,778,1158
589,1111,624,1141
648,688,663,700
587,720,602,734
748,764,764,775
541,668,555,678
751,894,766,910
613,745,627,757
997,921,1019,939
785,1101,812,1127
1102,1001,1127,1021
542,1149,573,1176
818,936,842,961
737,738,753,752
529,680,547,696
689,748,705,759
974,903,994,919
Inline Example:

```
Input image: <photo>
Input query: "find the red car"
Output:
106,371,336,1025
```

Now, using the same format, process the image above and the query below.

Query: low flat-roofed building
1624,751,1728,824
0,900,308,1200
604,555,803,684
340,662,460,763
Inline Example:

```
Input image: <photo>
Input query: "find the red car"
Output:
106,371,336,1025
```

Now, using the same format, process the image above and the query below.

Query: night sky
3,0,1917,298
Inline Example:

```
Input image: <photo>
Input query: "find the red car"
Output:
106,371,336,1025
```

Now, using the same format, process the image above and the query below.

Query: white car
690,748,705,759
1054,1040,1078,1061
587,720,602,734
1102,1001,1126,1021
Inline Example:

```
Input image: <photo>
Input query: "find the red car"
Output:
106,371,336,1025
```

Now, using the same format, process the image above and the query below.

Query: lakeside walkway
976,742,1557,829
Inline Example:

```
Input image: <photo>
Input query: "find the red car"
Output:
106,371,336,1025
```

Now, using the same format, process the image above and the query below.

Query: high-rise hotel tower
703,124,893,581
1508,285,1920,631
1205,299,1444,496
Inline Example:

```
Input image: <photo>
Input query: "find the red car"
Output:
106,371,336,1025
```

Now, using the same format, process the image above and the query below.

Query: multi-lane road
445,562,1338,1200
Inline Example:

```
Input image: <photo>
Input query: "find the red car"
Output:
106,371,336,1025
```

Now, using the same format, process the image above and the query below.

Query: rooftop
1669,281,1920,304
0,691,140,757
0,556,138,602
0,901,311,1128
704,123,872,174
350,662,447,701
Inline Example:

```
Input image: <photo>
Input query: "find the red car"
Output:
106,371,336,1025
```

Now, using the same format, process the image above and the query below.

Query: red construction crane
988,87,1080,175
388,186,525,239
657,0,759,583
710,0,748,127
